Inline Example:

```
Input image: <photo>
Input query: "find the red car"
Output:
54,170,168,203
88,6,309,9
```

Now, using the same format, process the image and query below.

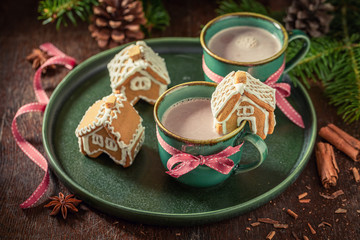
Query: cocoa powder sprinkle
291,231,300,240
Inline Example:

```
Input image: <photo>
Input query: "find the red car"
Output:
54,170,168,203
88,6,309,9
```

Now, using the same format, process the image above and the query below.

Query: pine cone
284,0,334,37
89,0,147,49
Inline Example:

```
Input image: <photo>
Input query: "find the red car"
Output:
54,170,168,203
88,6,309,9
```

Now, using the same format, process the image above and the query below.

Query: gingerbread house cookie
75,92,145,167
107,41,171,105
211,71,276,139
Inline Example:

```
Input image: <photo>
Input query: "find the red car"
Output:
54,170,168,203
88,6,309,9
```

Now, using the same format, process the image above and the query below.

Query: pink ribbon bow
202,56,305,128
156,128,242,178
11,43,76,208
264,62,304,128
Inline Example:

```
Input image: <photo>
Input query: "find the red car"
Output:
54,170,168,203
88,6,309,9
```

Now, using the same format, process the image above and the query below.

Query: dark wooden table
1,0,359,239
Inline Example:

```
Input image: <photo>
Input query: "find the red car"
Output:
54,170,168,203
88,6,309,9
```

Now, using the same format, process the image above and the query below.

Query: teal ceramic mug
153,81,268,188
200,12,310,83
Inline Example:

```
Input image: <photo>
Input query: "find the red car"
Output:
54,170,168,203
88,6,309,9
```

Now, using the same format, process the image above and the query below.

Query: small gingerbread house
75,92,145,167
107,41,171,105
211,71,276,139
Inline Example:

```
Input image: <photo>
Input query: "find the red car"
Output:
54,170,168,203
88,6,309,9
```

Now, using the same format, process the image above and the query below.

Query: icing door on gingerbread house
107,41,171,105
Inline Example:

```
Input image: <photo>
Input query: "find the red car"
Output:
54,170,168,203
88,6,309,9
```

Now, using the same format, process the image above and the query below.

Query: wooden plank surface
1,0,359,239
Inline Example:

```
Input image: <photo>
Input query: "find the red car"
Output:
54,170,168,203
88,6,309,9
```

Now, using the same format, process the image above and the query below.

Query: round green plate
43,38,316,226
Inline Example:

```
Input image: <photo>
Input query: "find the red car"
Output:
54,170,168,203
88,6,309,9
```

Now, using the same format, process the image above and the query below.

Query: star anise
44,192,82,219
26,48,56,73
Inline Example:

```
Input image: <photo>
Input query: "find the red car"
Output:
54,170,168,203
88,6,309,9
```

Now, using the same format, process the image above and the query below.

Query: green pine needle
38,0,98,30
142,0,170,34
216,0,285,22
288,6,360,123
38,0,170,34
291,38,360,122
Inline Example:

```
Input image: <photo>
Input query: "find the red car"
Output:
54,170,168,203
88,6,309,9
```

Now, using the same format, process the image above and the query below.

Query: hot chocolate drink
208,26,281,62
161,98,221,140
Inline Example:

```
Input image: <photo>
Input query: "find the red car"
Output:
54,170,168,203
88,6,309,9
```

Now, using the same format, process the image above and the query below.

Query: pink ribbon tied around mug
156,128,243,178
202,56,305,128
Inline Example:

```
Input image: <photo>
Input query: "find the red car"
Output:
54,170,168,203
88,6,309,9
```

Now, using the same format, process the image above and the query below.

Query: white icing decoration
238,105,254,116
211,71,276,138
82,128,103,156
211,71,238,118
158,83,167,97
238,96,269,136
75,92,146,166
92,132,104,147
130,76,151,91
75,93,125,138
105,137,118,151
244,72,276,109
234,82,245,95
107,41,170,104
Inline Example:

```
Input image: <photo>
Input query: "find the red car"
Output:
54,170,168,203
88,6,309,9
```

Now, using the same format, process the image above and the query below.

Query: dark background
1,0,359,239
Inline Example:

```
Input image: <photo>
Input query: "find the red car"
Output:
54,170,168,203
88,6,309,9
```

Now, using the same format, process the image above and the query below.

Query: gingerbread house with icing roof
107,41,171,105
75,92,145,167
211,71,276,139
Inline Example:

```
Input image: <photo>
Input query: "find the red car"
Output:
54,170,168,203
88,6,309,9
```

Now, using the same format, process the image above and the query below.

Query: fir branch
38,0,169,33
329,0,360,39
216,0,285,22
288,34,360,123
38,0,98,30
142,0,170,34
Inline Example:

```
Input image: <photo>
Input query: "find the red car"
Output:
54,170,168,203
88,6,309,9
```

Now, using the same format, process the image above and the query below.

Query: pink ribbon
156,128,243,178
11,43,76,208
202,56,305,128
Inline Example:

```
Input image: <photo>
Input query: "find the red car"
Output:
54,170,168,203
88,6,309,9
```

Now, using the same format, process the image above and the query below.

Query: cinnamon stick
319,123,360,161
315,142,339,188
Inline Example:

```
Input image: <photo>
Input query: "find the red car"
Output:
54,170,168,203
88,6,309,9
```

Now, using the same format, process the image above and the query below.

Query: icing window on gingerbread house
130,77,151,91
237,105,254,116
105,137,118,151
92,133,104,147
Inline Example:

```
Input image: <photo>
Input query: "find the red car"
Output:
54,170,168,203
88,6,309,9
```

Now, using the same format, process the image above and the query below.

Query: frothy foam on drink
161,98,222,140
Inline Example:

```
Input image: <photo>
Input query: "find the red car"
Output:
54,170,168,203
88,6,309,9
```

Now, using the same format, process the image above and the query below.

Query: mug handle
283,29,310,74
233,132,268,173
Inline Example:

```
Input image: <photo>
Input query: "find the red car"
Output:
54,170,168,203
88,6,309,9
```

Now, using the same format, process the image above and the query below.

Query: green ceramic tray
43,38,316,226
